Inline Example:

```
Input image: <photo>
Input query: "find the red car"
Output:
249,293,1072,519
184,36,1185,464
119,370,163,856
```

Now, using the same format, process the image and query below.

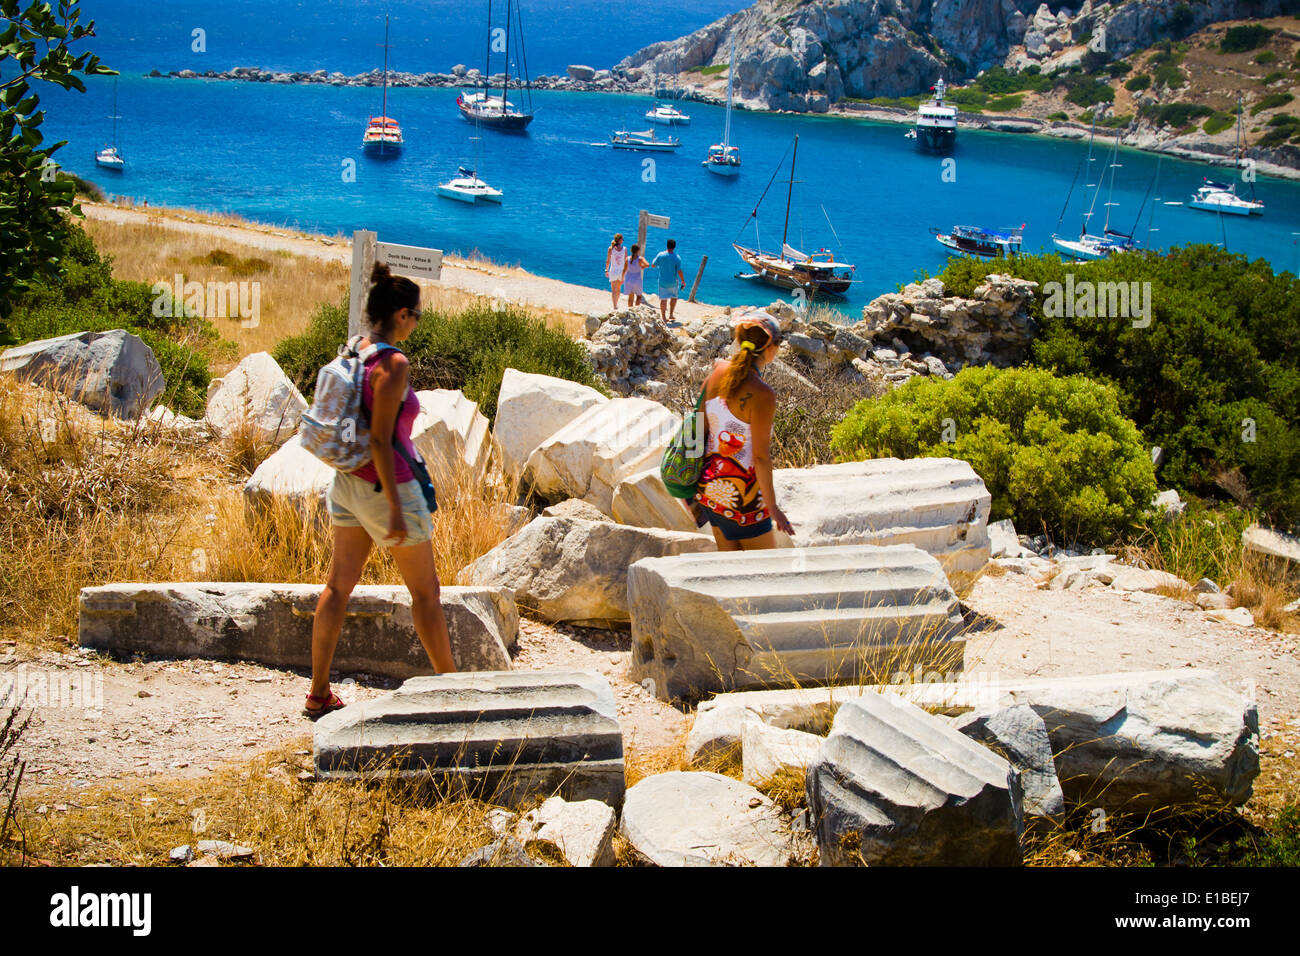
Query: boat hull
936,234,1013,258
459,102,533,131
915,125,955,153
1188,198,1259,216
704,161,740,176
611,138,679,151
1052,237,1120,261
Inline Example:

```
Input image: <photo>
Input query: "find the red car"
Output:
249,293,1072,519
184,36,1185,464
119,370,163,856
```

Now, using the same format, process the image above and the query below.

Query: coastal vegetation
831,366,1157,544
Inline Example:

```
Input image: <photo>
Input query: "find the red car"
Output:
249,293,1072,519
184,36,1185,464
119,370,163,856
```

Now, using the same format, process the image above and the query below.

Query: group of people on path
605,232,685,322
303,261,792,719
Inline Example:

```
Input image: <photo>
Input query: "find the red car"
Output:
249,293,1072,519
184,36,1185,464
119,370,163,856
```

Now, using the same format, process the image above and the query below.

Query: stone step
628,544,966,701
313,670,625,808
78,582,517,678
772,457,991,588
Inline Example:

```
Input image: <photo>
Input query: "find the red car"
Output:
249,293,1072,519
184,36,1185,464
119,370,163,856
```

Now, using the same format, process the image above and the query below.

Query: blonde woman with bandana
688,311,795,550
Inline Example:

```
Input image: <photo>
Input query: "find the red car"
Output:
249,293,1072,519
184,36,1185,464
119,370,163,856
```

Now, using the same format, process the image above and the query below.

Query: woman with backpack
304,262,457,718
689,311,795,550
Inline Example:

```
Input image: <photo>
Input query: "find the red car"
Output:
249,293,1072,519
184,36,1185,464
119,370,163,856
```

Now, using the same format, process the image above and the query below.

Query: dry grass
0,374,518,650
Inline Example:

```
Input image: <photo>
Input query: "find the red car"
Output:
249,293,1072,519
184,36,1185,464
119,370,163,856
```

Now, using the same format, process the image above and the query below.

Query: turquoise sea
30,1,1300,313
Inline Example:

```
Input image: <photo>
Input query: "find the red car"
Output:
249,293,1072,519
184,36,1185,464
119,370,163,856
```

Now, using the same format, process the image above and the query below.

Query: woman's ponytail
365,261,419,338
718,323,772,398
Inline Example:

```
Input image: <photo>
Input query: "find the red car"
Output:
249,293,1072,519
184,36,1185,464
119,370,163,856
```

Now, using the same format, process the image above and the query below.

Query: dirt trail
81,202,728,323
14,572,1297,798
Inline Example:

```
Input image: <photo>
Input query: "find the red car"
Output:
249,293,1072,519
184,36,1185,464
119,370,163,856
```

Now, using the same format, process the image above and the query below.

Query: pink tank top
352,349,419,485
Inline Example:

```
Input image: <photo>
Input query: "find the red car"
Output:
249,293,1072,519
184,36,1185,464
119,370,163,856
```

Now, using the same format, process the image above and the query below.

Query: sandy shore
82,202,730,323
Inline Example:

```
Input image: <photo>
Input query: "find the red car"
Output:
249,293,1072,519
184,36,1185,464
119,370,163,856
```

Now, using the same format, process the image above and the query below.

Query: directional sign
645,213,670,229
376,241,442,281
349,230,444,337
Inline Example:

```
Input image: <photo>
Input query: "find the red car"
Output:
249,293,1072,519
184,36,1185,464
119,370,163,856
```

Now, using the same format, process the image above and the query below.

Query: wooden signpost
636,209,670,254
348,229,444,337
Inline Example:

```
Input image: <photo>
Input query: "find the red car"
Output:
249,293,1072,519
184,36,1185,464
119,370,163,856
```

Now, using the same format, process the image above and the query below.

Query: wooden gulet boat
733,134,854,298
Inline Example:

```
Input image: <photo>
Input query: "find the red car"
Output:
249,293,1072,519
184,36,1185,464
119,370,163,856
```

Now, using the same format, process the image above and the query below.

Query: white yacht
437,166,502,203
95,81,125,170
610,128,681,151
1188,180,1264,216
646,103,690,126
914,78,957,153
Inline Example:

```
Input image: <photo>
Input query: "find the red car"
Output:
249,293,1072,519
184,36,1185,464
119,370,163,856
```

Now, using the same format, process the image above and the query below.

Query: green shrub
947,88,987,108
1220,24,1274,54
1202,111,1236,135
830,366,1157,544
1099,113,1134,129
1152,62,1186,87
1251,92,1295,115
1125,73,1151,92
1255,50,1278,65
935,248,1300,531
1105,60,1131,79
971,65,1051,95
1236,805,1300,866
1046,111,1069,121
7,224,216,416
700,62,728,76
273,298,605,423
1168,3,1194,33
1262,70,1287,85
985,94,1024,112
1141,102,1213,129
1063,75,1115,107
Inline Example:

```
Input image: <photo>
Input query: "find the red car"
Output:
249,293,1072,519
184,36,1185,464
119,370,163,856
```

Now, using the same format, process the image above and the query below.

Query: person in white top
604,233,627,309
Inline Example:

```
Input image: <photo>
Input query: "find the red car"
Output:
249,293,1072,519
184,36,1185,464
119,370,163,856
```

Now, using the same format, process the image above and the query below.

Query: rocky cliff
616,0,1290,111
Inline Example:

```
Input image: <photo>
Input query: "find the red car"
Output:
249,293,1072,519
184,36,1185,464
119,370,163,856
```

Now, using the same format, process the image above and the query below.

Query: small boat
914,78,957,153
933,224,1024,258
1053,230,1136,261
95,81,125,170
438,168,504,203
733,134,855,299
610,128,680,151
458,0,534,131
702,38,740,177
1190,96,1263,216
362,16,403,156
646,103,690,126
1051,116,1139,260
1188,180,1264,216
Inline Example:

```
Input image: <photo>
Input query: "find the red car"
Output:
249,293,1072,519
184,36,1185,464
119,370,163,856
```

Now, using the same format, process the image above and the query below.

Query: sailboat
361,16,404,156
438,122,503,203
457,0,534,131
1189,96,1263,216
702,38,740,176
1052,117,1136,260
94,81,125,170
733,135,854,298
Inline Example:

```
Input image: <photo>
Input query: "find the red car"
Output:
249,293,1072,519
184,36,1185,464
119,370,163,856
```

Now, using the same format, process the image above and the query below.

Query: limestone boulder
242,434,335,517
521,397,678,514
984,670,1260,812
620,771,807,866
953,705,1065,818
494,369,606,478
411,389,492,488
1107,566,1187,593
205,351,306,444
685,706,762,768
612,467,698,533
314,670,625,808
514,796,616,867
772,458,991,588
741,721,823,786
79,582,518,677
460,515,714,626
806,692,1024,866
629,544,967,702
1242,524,1300,568
0,329,164,419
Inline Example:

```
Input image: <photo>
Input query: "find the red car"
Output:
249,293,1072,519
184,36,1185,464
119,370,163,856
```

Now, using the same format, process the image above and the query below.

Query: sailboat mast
483,0,492,98
502,0,511,107
381,16,390,120
722,37,733,148
781,135,798,260
1103,133,1120,234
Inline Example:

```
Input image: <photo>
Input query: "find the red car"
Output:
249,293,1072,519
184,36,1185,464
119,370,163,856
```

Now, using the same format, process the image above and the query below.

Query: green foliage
0,0,116,343
1063,75,1115,108
1141,101,1213,129
1262,71,1287,85
1125,73,1151,92
1046,111,1069,121
1201,111,1236,136
946,87,987,109
193,249,272,277
1255,50,1278,65
1152,62,1187,88
273,299,606,424
699,62,728,76
1135,500,1253,586
830,366,1157,544
1235,805,1300,866
6,224,216,416
1099,113,1134,129
985,94,1024,112
1251,91,1295,115
1081,49,1112,74
1168,3,1194,33
1104,60,1131,79
1219,24,1274,54
935,247,1300,531
865,95,922,109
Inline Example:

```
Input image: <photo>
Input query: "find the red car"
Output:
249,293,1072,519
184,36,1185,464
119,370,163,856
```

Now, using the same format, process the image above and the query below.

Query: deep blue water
27,2,1300,313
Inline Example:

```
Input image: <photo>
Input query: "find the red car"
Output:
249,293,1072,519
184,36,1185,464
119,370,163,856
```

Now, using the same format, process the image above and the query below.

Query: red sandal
303,690,346,720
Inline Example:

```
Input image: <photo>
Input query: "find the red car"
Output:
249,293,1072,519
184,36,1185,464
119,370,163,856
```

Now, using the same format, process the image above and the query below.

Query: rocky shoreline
148,64,1300,180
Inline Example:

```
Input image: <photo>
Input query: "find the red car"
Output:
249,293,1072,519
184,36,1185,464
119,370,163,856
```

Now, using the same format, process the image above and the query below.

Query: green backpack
661,388,707,498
